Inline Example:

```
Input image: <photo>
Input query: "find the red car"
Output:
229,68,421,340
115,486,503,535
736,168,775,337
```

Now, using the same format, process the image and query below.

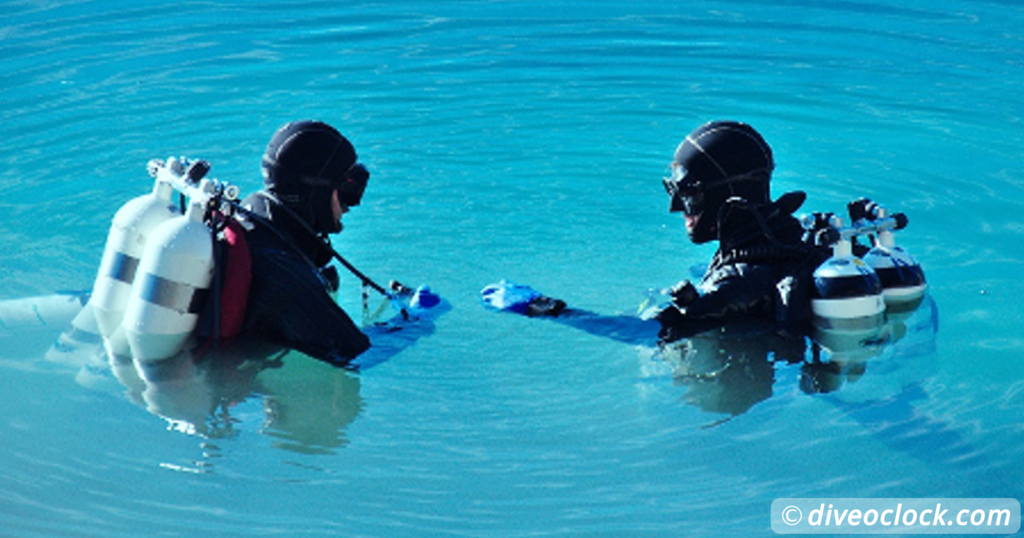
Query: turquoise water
2,0,1023,535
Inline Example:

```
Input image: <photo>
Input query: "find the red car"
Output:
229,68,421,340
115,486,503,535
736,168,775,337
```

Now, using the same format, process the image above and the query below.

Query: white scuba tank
90,176,178,344
122,189,214,361
861,216,927,305
807,215,885,327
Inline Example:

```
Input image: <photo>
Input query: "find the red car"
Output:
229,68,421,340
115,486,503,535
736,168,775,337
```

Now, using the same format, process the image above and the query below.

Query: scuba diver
82,117,443,374
0,120,449,449
483,120,825,343
237,120,372,366
652,120,823,340
481,120,934,423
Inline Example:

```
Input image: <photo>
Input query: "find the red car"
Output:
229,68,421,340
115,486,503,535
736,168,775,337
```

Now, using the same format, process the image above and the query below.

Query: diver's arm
350,317,438,369
247,247,370,366
547,308,660,346
680,276,770,319
480,281,659,346
655,265,775,341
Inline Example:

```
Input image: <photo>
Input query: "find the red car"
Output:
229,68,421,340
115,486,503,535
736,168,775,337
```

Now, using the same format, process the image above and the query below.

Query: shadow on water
0,290,448,458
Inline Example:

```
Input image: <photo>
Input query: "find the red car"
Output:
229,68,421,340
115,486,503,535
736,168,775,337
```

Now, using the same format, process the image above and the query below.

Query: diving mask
336,163,369,207
662,165,704,216
663,165,771,216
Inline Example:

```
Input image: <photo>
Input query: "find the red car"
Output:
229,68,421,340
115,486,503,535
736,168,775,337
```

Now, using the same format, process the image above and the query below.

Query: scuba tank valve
847,198,926,304
801,212,885,326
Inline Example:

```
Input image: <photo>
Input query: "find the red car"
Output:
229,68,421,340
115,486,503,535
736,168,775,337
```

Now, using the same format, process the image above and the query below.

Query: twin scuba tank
90,157,242,362
803,198,926,329
850,200,928,307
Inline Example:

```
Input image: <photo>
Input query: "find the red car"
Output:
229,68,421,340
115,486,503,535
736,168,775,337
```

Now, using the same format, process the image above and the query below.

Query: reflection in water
256,358,363,454
0,294,103,374
808,297,991,470
534,291,938,424
109,340,366,454
8,289,940,458
105,339,365,458
0,291,100,367
801,298,934,396
654,296,938,422
659,325,803,418
3,291,446,456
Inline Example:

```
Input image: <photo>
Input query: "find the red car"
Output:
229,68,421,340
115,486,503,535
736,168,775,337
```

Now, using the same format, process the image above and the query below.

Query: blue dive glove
480,280,565,317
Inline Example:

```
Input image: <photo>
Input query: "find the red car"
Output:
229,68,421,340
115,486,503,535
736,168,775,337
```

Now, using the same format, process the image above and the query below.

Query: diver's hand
667,280,699,308
481,280,565,317
654,304,689,341
655,281,698,334
525,295,566,317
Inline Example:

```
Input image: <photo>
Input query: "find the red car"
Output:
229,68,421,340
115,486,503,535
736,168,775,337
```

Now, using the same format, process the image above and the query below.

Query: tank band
104,252,140,284
813,273,883,299
875,265,926,288
138,274,209,314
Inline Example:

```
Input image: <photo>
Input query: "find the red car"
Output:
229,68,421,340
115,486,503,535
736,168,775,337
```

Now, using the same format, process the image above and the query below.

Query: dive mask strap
663,167,771,194
663,167,771,215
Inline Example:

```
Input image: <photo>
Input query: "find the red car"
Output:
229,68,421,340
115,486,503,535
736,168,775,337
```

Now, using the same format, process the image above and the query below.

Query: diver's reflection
658,322,804,418
256,356,362,455
656,296,936,422
33,291,445,453
800,296,932,396
112,342,363,454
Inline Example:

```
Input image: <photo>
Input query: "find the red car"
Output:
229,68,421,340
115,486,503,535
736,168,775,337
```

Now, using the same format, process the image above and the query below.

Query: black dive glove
667,280,699,308
525,295,567,317
655,280,699,331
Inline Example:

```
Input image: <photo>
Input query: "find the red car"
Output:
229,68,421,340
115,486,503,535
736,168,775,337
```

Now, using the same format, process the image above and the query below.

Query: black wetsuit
657,192,827,342
240,193,370,365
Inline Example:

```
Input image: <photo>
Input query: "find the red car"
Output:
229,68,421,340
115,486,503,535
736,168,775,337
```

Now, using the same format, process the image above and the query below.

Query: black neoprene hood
261,120,358,234
262,120,357,193
672,120,774,190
